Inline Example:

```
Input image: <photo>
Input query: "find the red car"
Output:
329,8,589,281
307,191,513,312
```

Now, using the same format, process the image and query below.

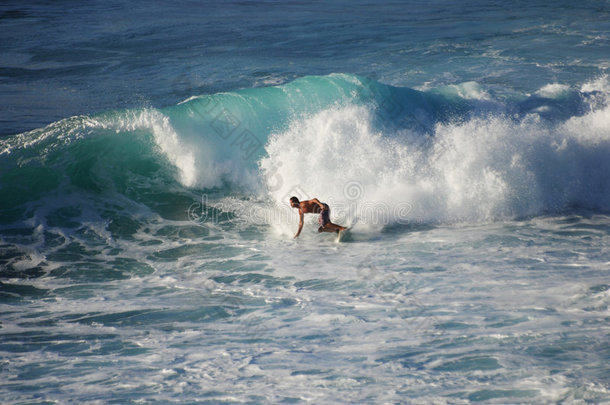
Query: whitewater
1,1,610,404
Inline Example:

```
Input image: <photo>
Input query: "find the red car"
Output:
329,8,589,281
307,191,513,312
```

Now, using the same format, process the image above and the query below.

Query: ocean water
1,1,610,404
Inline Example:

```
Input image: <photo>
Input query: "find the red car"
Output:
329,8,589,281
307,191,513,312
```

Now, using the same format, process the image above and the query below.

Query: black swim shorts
318,204,330,227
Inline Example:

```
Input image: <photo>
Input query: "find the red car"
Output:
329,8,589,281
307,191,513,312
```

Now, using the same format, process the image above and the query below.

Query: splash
260,76,610,231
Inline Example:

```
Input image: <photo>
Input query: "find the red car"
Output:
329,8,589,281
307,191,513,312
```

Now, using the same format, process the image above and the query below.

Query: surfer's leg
318,209,345,233
322,222,346,232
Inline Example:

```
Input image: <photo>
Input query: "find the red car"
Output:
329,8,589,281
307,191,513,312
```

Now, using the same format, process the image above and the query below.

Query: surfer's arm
311,198,326,211
294,210,304,238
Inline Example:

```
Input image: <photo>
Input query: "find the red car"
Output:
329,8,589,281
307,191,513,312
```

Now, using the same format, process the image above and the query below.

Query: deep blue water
1,1,610,404
3,0,609,135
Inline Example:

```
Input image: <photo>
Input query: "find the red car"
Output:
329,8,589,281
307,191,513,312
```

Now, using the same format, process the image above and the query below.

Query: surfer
289,196,346,238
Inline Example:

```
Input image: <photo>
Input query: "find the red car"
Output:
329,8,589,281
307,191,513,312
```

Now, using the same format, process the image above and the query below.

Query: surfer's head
289,196,300,208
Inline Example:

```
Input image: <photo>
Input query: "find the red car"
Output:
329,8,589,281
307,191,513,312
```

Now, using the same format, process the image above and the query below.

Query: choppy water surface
1,0,609,403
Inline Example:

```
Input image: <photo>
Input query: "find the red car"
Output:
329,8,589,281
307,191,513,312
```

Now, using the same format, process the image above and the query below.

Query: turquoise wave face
0,74,457,212
1,73,609,230
165,73,473,146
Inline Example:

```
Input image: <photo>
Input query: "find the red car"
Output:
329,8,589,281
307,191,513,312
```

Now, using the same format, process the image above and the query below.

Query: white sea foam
535,83,572,98
260,80,610,232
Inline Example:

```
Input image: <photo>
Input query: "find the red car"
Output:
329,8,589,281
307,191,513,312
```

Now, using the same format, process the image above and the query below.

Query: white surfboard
335,228,351,243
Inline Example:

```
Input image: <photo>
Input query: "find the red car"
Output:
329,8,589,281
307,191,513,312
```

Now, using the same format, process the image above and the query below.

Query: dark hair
289,196,299,204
